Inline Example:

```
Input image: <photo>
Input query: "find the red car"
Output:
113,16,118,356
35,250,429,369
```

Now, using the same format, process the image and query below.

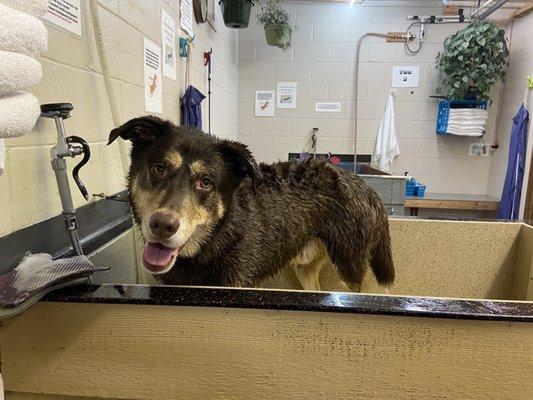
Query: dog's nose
149,212,180,239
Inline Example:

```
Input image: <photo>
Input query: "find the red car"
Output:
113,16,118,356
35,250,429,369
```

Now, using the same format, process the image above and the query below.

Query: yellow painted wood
263,219,525,300
6,393,124,400
514,224,533,300
2,303,532,400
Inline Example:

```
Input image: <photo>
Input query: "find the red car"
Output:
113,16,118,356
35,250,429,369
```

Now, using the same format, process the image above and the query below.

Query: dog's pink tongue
144,243,175,267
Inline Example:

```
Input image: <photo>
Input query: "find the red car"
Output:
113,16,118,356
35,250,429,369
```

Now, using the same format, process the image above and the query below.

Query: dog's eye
198,177,213,190
150,163,167,177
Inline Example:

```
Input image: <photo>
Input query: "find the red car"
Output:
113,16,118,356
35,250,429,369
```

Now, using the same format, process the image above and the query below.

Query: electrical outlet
469,143,489,157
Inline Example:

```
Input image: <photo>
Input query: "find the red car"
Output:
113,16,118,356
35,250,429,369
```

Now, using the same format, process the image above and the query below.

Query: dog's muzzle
143,211,181,273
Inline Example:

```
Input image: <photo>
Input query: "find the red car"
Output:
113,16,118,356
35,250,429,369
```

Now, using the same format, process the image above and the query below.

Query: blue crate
436,99,488,135
406,180,426,197
406,179,417,197
415,184,426,198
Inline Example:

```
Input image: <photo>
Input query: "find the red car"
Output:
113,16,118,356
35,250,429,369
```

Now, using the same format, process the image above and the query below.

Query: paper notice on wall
180,0,194,36
392,66,420,88
255,90,275,117
43,0,81,36
143,37,163,114
276,82,297,109
161,10,177,81
315,102,341,112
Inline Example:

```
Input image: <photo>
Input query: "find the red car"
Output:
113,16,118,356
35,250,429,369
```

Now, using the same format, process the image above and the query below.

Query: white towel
0,0,49,16
0,139,5,175
0,50,42,95
373,94,399,172
449,108,487,114
446,128,484,137
0,3,48,57
447,123,485,131
0,91,41,138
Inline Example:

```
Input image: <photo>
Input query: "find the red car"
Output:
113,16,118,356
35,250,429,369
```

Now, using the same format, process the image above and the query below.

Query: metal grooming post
203,47,212,135
40,103,91,256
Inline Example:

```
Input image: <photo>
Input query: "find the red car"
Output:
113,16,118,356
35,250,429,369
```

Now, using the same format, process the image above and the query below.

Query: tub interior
88,219,533,302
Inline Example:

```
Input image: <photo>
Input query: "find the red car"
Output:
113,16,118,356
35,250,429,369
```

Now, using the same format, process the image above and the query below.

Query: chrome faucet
40,103,91,255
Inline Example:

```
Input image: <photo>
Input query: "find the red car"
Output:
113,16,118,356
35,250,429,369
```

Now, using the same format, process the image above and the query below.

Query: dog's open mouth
143,242,179,273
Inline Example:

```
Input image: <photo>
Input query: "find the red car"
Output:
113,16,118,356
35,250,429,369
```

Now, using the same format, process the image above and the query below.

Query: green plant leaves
256,0,297,50
435,20,508,101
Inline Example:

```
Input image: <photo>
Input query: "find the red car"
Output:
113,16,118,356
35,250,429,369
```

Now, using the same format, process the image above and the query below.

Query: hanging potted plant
256,0,296,50
219,0,254,29
435,20,509,102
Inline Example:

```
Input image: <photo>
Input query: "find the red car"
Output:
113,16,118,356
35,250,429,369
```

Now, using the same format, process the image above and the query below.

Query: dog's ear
107,116,170,145
218,140,262,194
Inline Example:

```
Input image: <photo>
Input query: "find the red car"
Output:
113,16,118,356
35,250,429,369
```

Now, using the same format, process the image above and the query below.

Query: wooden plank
1,303,533,400
359,164,390,176
514,4,533,18
513,224,533,301
262,219,523,299
6,393,124,400
405,198,500,211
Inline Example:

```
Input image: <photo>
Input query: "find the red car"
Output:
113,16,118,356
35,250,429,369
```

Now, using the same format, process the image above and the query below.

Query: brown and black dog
108,116,395,290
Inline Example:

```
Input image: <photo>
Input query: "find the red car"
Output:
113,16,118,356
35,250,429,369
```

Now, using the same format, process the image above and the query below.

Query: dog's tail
370,218,395,286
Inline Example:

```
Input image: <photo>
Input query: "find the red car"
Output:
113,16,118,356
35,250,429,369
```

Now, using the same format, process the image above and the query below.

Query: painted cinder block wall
237,0,513,195
0,0,238,238
487,11,533,208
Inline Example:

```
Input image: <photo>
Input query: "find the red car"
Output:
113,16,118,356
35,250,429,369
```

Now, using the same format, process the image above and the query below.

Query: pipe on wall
352,32,389,172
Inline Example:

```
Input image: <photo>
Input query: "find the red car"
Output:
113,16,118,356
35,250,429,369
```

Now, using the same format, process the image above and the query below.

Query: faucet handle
66,136,91,201
40,103,74,119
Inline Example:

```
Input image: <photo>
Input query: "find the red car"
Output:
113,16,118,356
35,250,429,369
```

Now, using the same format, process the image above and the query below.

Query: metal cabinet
359,175,406,216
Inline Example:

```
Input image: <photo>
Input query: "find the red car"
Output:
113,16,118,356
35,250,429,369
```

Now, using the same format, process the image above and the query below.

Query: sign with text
43,0,81,36
143,37,163,114
315,102,342,112
180,0,194,36
255,90,275,117
392,66,420,88
161,9,177,80
276,82,297,109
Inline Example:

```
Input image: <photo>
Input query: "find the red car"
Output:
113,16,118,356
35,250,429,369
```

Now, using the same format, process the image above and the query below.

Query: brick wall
237,0,511,195
0,0,238,237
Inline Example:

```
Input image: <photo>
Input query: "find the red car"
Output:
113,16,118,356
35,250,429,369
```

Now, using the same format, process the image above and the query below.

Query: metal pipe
472,0,499,16
353,32,389,173
89,0,128,174
477,0,510,19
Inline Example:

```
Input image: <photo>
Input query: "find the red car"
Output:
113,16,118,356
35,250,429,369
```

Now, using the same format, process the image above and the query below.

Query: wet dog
108,116,395,290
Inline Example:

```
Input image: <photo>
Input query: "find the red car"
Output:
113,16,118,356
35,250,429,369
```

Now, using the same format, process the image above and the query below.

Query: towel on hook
373,94,399,172
0,91,40,138
0,0,49,16
0,50,42,95
0,3,48,57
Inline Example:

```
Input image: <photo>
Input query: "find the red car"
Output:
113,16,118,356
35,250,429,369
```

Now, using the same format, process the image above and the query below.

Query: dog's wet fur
108,116,395,290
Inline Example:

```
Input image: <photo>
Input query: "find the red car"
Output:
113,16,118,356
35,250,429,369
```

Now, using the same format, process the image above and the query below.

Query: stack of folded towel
446,108,488,137
0,0,49,173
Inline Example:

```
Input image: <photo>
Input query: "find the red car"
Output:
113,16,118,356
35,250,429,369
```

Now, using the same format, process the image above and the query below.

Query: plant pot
264,24,291,48
219,0,254,29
